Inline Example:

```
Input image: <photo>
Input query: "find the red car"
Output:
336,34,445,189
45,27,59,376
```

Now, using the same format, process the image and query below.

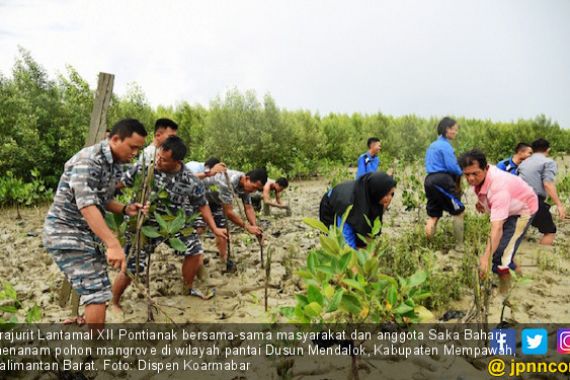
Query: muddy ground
1,172,569,325
1,173,569,379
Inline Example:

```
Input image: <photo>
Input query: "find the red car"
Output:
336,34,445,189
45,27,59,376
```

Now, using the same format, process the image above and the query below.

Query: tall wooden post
59,72,115,316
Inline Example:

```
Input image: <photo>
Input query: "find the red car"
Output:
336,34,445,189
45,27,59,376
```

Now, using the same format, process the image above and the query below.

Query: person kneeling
319,172,396,249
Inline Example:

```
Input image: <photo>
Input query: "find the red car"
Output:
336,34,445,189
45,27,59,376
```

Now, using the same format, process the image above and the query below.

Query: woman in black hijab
319,172,396,248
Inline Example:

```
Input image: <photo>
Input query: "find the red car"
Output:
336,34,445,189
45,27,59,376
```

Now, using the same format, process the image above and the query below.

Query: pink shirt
474,165,538,222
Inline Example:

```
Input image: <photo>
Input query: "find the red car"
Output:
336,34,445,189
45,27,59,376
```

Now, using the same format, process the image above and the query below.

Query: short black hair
161,136,187,161
204,157,221,169
458,149,487,170
514,142,531,153
110,119,148,140
276,177,289,189
246,168,268,185
531,138,550,153
437,117,457,137
367,137,380,148
154,118,178,133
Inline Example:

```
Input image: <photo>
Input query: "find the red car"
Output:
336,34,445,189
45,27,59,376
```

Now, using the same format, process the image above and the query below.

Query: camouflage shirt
43,139,120,251
123,162,208,220
202,170,252,207
141,144,157,165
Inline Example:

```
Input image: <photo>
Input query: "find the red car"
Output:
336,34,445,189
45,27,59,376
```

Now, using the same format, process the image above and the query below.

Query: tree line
1,48,569,192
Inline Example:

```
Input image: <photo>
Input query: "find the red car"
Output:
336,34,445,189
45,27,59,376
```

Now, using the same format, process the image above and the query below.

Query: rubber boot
453,214,465,252
263,202,270,216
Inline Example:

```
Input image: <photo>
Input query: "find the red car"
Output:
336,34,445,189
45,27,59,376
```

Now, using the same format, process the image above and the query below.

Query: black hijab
327,172,396,245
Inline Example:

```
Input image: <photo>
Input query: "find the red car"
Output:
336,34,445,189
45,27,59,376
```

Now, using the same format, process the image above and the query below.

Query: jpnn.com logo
522,329,548,355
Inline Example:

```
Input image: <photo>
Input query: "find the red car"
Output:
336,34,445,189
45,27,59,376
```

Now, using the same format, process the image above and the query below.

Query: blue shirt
185,161,205,174
356,152,379,179
425,136,462,176
496,157,518,175
337,216,357,249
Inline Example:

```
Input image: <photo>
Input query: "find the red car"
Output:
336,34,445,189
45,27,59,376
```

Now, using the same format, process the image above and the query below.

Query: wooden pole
59,72,115,317
86,73,115,146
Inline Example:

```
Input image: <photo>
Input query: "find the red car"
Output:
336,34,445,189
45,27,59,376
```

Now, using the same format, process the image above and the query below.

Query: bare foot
107,304,125,323
63,315,86,325
110,303,123,314
425,218,438,240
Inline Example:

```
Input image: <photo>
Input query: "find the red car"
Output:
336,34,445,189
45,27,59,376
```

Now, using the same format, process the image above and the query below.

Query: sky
1,0,569,127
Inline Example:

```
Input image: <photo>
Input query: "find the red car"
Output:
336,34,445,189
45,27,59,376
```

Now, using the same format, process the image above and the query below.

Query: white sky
1,0,569,127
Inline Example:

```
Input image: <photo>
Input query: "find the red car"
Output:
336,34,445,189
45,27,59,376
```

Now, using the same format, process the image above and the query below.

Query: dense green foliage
0,169,53,211
282,215,432,324
2,49,569,191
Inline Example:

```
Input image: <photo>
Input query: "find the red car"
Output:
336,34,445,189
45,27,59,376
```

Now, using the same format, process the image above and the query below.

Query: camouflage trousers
48,247,112,305
193,204,227,229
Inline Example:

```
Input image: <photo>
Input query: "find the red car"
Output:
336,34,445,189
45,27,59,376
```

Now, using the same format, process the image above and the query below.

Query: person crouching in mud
319,172,396,248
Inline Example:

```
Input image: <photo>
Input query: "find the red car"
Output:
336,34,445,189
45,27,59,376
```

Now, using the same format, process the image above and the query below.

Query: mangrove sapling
225,223,236,273
498,270,533,325
265,245,273,312
284,213,432,380
259,235,265,269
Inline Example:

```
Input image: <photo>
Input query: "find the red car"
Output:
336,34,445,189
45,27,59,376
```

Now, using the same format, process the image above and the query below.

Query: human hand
125,202,150,217
246,224,263,237
213,227,228,240
106,244,126,272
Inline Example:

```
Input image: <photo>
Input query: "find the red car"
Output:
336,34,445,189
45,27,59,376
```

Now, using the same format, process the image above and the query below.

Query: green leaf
393,303,414,315
302,217,329,234
25,305,42,322
158,190,169,199
339,294,361,314
279,306,295,318
342,279,364,292
323,284,335,299
327,289,344,312
168,238,187,253
2,282,17,300
0,305,18,314
315,265,335,276
141,226,161,238
296,270,314,280
356,251,367,266
303,302,323,318
408,271,427,288
295,294,309,307
170,210,186,234
377,274,398,288
180,227,195,237
387,285,397,307
371,217,382,236
319,235,340,255
364,258,379,277
307,252,318,273
341,205,353,227
154,212,168,233
307,285,324,305
338,253,351,272
412,292,432,301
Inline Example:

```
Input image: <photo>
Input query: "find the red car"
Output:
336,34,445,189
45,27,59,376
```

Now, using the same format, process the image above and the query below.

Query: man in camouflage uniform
43,119,148,326
112,136,227,305
202,168,268,263
140,118,178,164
